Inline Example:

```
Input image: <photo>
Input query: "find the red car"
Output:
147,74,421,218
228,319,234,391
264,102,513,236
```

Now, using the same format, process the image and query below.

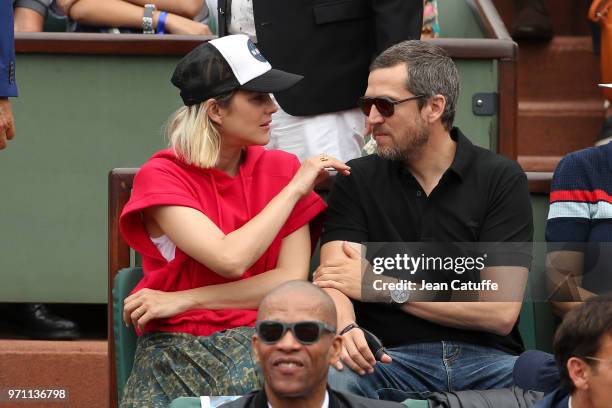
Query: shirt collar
447,127,475,180
267,391,329,408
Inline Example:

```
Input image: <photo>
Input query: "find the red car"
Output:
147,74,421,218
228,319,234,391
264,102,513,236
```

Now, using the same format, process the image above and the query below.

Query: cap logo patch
248,40,267,63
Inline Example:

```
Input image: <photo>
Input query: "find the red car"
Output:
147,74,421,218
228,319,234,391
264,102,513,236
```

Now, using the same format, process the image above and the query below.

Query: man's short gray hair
370,40,459,130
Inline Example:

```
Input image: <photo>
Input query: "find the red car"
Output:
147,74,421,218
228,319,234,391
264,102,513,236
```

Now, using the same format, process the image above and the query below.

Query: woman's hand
288,155,350,198
123,288,195,332
165,13,212,35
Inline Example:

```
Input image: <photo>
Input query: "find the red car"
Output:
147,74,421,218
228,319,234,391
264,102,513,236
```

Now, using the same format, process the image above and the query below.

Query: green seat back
113,266,144,401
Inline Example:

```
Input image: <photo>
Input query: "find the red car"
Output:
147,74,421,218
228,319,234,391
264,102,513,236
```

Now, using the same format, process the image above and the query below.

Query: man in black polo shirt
312,40,533,401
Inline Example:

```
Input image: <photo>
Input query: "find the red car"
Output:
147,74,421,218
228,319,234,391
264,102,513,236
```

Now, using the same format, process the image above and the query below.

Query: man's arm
317,240,527,336
398,266,528,336
546,250,596,318
545,152,598,318
319,241,391,376
1,1,18,150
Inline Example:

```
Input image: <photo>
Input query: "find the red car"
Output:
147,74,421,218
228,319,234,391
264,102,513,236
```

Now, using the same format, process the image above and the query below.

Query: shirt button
416,191,422,197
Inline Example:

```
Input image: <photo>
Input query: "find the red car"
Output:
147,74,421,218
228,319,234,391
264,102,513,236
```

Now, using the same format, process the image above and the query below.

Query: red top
120,146,326,336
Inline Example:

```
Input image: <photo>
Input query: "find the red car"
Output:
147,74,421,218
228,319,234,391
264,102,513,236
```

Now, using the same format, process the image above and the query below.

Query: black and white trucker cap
171,34,303,106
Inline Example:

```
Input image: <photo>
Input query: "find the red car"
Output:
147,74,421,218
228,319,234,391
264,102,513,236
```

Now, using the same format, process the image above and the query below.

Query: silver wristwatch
390,287,409,307
143,4,156,34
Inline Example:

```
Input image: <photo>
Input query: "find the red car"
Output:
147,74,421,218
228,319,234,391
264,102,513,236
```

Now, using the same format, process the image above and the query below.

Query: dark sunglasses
256,320,336,345
357,95,425,117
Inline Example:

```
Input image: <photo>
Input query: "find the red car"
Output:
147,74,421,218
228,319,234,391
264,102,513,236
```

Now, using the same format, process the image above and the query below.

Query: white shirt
228,0,257,37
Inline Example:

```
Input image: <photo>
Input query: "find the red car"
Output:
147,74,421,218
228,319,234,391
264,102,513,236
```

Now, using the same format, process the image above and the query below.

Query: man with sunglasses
313,40,533,400
532,295,612,408
221,281,402,407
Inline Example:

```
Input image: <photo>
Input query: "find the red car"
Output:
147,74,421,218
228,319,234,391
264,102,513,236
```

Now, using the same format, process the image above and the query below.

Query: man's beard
376,124,429,162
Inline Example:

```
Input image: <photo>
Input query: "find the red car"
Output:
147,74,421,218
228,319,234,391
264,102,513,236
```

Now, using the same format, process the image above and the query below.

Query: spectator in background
421,0,440,40
532,295,612,408
207,0,423,162
118,35,348,408
13,0,212,34
545,141,612,318
3,0,82,340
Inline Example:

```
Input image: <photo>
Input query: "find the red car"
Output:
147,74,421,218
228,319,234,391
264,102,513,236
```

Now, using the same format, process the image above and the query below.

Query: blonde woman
119,35,350,408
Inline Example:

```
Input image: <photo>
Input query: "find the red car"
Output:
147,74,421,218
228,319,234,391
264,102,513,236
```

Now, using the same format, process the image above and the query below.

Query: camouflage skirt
120,327,262,408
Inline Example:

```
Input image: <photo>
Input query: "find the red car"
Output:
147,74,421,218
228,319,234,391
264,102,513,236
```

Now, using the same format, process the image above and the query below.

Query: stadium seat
112,266,142,402
108,168,139,408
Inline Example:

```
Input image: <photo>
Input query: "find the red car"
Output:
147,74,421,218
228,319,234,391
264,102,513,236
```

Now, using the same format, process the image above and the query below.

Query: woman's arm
68,0,211,34
123,224,311,330
125,0,204,20
144,156,348,279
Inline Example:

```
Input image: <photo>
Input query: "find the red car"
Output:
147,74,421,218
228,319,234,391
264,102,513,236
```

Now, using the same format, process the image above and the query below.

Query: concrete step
0,340,108,408
517,100,605,158
518,36,603,102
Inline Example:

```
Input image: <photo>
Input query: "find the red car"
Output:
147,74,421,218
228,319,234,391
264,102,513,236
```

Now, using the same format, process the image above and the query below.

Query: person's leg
446,341,518,391
121,328,261,408
327,342,448,402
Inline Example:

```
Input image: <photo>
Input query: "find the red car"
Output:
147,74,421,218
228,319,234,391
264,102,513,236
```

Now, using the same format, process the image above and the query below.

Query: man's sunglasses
357,95,425,117
255,320,336,345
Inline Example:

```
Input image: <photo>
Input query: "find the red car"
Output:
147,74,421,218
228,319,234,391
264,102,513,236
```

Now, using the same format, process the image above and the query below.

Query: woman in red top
118,35,350,408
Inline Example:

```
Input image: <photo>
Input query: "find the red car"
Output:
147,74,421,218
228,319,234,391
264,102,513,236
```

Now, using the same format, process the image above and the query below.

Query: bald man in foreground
221,281,402,408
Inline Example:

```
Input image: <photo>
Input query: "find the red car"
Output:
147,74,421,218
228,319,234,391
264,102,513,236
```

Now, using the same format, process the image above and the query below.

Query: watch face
391,288,409,304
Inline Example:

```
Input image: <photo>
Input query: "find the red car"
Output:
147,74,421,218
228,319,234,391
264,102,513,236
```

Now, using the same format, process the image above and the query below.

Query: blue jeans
328,341,517,402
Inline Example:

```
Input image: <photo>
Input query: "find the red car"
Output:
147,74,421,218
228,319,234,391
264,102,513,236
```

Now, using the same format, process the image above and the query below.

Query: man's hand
123,288,195,332
333,324,392,375
0,98,15,150
313,241,363,300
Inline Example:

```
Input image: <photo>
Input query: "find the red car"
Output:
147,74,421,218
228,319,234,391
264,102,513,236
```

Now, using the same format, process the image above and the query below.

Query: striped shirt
546,142,612,293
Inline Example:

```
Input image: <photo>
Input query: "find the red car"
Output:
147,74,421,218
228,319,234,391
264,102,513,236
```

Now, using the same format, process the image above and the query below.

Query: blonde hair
166,93,233,168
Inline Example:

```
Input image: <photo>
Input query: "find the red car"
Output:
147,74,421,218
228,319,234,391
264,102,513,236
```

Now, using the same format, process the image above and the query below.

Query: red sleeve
279,156,327,251
119,159,203,260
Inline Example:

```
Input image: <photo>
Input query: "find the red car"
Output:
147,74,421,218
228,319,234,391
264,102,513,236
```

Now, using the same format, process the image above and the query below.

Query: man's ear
252,335,261,365
422,94,446,125
328,335,343,366
207,98,224,126
567,357,591,391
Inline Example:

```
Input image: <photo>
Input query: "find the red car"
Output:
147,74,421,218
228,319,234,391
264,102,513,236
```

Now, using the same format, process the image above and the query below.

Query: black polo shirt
321,127,533,355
